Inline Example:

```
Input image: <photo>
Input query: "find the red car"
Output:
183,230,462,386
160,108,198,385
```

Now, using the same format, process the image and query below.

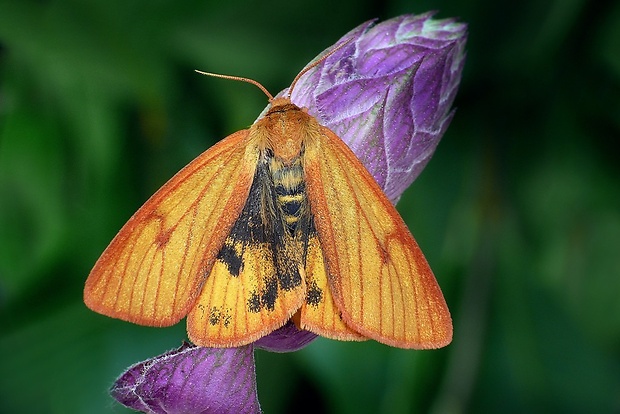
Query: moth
84,48,452,349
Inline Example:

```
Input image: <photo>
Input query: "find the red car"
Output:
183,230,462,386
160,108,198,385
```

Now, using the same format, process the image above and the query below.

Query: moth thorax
262,105,311,162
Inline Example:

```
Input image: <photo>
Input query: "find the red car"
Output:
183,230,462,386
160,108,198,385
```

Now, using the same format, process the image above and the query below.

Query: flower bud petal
255,321,318,352
111,343,260,414
289,13,467,202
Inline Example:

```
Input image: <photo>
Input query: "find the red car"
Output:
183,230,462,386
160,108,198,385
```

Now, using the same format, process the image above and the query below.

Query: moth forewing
303,125,453,349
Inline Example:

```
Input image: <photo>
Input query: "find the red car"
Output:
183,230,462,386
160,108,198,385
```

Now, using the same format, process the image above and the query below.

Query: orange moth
84,48,452,349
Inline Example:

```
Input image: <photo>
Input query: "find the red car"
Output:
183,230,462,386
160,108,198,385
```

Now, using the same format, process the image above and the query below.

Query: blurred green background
1,0,619,413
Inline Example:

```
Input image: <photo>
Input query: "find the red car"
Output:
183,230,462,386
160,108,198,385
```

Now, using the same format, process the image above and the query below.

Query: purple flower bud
254,321,319,352
111,343,260,414
289,12,467,202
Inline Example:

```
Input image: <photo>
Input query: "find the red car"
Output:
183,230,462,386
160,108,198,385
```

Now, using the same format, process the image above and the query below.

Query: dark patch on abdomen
275,188,305,233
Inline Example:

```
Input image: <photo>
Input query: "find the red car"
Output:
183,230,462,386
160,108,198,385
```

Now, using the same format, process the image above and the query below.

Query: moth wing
303,127,452,349
84,130,257,326
186,161,307,347
299,233,367,341
186,241,306,347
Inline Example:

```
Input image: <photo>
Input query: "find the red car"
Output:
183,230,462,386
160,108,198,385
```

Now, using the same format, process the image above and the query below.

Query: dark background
1,0,619,413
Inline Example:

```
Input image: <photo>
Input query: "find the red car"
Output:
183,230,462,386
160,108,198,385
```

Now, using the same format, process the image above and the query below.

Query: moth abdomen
270,158,308,233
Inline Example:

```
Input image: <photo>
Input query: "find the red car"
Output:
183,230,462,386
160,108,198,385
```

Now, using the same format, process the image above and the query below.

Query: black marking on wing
260,276,279,311
247,275,289,313
209,306,220,325
248,292,261,313
208,306,232,328
306,278,323,307
217,243,243,277
215,163,272,277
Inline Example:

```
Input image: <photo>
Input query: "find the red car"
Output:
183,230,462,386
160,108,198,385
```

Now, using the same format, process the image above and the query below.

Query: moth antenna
288,38,355,98
195,70,274,101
